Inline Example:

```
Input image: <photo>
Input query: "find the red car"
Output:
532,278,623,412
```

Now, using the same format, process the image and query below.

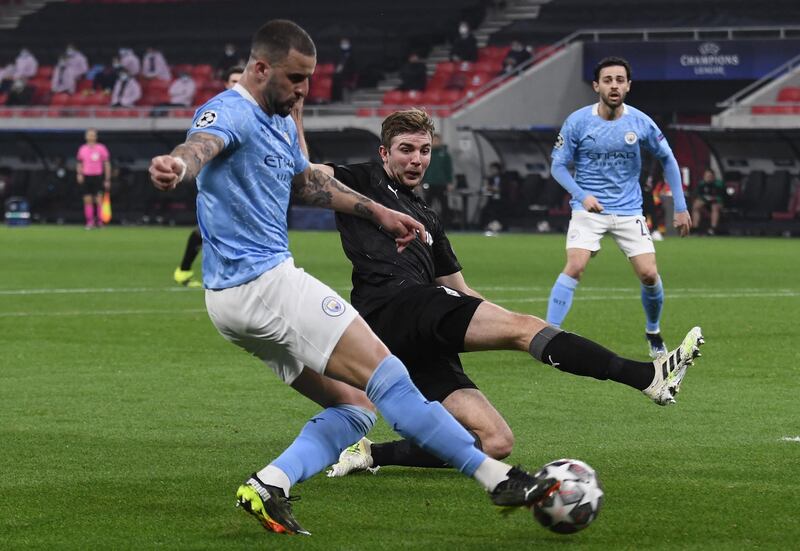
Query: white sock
255,464,291,497
473,457,512,492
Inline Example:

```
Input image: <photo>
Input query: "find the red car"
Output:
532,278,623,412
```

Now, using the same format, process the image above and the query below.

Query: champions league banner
583,40,800,81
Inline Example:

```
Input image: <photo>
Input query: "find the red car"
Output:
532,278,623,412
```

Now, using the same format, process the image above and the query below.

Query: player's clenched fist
150,155,187,190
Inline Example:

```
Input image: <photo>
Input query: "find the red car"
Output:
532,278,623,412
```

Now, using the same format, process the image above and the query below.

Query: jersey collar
233,83,258,106
592,102,629,116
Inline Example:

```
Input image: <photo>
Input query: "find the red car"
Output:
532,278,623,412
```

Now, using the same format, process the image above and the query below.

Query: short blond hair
380,109,435,148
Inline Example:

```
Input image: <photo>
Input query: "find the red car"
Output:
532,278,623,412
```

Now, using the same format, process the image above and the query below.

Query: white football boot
326,438,377,477
643,326,704,405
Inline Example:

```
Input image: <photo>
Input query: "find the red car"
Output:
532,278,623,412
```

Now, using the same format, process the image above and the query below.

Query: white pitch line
779,436,800,443
493,291,800,304
0,308,208,318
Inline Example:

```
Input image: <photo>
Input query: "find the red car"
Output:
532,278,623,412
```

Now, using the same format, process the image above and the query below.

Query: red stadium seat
473,61,499,75
194,90,217,106
35,65,53,79
316,63,335,76
776,87,800,103
356,107,374,117
404,89,423,104
382,90,405,105
50,93,70,106
191,64,213,81
76,79,94,93
421,89,445,105
478,46,510,62
434,61,458,76
441,89,463,104
307,76,332,103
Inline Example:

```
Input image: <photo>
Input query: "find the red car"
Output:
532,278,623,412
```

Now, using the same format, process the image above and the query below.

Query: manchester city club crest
194,110,217,129
322,296,346,317
624,131,638,145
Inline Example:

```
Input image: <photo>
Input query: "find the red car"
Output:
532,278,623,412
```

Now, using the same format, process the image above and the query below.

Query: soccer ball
532,458,604,534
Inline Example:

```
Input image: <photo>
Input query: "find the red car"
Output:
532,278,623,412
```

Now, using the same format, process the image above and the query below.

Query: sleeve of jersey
647,120,687,213
186,99,238,149
550,118,587,202
432,230,463,278
331,164,368,194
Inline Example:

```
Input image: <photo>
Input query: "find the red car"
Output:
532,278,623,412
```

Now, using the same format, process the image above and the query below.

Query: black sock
371,430,483,468
179,229,202,271
530,329,654,391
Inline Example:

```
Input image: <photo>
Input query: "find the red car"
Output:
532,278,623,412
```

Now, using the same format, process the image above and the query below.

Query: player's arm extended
435,272,485,300
292,165,426,252
551,161,603,212
149,132,225,190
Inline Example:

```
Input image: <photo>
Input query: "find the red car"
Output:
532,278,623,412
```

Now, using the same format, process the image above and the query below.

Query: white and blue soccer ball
532,458,604,534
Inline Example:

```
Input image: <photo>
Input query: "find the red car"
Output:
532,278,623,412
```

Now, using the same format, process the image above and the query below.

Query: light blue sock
366,355,487,476
271,404,376,485
547,273,578,327
641,276,664,333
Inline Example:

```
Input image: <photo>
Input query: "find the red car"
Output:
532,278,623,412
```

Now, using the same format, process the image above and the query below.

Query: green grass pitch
1,226,799,550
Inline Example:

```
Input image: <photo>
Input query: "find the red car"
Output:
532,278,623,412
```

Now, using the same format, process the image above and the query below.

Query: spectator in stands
51,55,78,95
64,43,89,79
424,134,454,226
331,37,356,102
479,161,506,233
0,61,15,93
398,52,427,92
504,40,531,69
6,79,34,106
76,128,111,229
692,168,725,235
450,21,478,62
13,48,38,80
118,48,140,76
215,42,239,77
94,56,121,92
110,70,141,107
142,47,171,81
167,71,196,106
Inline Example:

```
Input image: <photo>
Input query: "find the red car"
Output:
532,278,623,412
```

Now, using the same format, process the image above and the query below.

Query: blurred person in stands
546,56,691,358
6,79,33,105
51,55,78,95
110,70,141,107
331,37,356,102
167,71,196,106
94,56,122,92
0,60,14,92
479,161,506,234
450,21,478,63
216,42,239,77
13,48,38,80
398,52,427,92
503,40,531,69
691,168,725,235
118,48,140,76
142,47,171,81
424,133,454,227
64,43,89,79
172,65,243,288
76,128,111,229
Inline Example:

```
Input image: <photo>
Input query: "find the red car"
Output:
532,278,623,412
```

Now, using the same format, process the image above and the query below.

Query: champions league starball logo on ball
322,296,345,317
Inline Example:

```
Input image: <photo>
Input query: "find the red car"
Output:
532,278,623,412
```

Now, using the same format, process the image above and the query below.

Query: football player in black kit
295,108,704,476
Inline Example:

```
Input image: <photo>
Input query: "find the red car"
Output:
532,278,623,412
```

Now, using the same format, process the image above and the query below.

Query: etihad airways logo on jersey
263,155,295,169
586,151,636,160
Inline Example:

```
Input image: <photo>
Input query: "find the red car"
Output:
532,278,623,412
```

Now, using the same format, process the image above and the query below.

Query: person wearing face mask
93,56,122,92
142,47,171,81
51,55,78,95
450,21,478,63
110,69,141,107
306,109,704,479
118,47,140,76
12,48,38,80
331,36,356,101
167,71,196,106
64,43,89,79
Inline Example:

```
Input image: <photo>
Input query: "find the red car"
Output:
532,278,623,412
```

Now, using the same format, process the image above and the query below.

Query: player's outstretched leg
643,326,704,405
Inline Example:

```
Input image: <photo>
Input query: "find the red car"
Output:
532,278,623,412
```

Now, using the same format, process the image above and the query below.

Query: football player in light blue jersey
149,19,561,536
547,56,692,358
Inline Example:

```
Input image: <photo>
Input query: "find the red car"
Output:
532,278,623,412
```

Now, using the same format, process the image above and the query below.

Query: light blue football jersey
551,103,677,215
187,84,309,289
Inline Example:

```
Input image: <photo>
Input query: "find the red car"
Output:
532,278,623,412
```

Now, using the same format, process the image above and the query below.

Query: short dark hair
380,109,435,148
224,65,244,82
593,56,632,82
250,19,316,63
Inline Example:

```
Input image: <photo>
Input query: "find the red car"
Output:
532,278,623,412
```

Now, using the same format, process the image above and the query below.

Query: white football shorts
565,210,655,258
205,257,357,384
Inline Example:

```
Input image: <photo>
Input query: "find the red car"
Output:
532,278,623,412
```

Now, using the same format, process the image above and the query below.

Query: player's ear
379,144,389,162
592,81,600,93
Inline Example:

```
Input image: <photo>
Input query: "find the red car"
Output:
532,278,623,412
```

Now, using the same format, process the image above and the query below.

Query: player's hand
149,155,185,191
582,195,604,213
674,211,691,237
375,205,427,253
103,179,111,191
76,174,84,185
290,96,304,125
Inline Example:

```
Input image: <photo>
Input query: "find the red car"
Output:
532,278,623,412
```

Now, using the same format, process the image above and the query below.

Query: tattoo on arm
293,167,377,221
170,133,224,183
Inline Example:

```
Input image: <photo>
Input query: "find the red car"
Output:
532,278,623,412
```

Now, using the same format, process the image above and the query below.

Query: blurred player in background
150,20,562,536
295,109,703,477
173,65,243,288
546,57,691,358
76,128,111,229
691,167,725,235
